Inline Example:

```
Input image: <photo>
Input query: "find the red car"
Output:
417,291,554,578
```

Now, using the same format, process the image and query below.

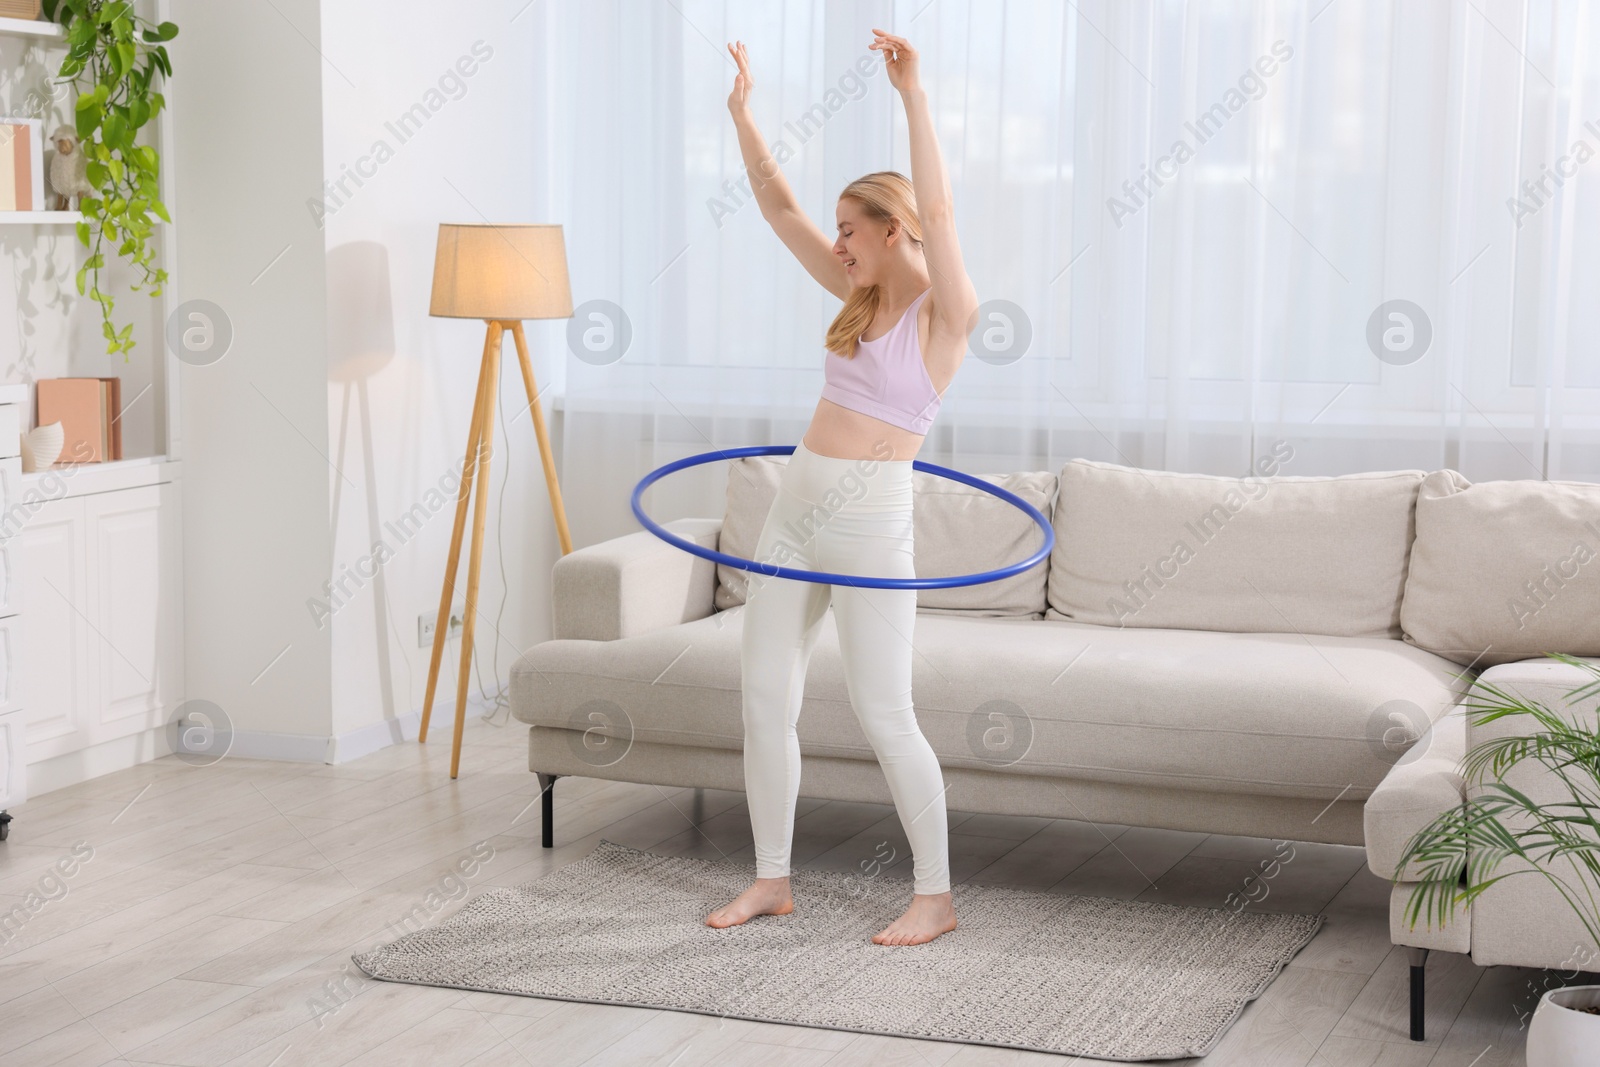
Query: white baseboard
329,707,422,764
27,729,177,799
21,698,500,800
228,728,334,764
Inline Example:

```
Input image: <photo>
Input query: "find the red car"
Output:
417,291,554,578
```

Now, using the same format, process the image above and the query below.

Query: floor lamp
419,223,575,779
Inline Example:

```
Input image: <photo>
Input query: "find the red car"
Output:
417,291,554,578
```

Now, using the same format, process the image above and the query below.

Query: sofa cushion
1400,470,1600,666
713,453,1056,618
511,610,1468,803
1046,458,1425,639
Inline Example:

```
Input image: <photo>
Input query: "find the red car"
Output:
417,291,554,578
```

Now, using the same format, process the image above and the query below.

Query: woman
706,30,978,947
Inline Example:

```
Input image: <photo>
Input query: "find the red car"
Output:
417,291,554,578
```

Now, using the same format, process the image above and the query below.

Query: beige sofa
511,449,1600,1042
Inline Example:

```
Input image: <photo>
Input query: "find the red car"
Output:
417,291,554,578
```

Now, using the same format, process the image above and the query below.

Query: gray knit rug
351,839,1323,1061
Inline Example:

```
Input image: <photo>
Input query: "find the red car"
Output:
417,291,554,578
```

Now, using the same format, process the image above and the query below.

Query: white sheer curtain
527,0,1599,547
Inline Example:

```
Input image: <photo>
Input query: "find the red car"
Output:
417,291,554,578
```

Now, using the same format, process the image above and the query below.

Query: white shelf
20,454,176,497
0,15,62,38
0,210,81,224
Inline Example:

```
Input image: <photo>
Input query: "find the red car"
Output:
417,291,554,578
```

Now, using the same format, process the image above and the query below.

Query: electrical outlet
418,610,465,647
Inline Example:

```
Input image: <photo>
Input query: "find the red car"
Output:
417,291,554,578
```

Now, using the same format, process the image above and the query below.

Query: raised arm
870,30,980,340
726,42,850,300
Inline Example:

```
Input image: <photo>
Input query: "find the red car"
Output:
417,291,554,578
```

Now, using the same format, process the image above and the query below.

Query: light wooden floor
0,713,1551,1066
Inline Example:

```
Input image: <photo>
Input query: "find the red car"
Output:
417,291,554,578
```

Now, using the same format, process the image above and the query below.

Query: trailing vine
41,0,177,358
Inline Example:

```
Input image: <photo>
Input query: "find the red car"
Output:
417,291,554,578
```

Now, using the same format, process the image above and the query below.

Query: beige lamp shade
429,223,574,320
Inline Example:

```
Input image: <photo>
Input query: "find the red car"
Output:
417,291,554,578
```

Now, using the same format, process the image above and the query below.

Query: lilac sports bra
819,287,942,435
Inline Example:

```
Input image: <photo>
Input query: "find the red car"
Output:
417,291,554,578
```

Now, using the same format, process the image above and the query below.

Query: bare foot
706,876,794,928
872,891,957,945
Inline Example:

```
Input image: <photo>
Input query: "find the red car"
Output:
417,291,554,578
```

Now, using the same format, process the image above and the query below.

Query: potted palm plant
1396,653,1600,1067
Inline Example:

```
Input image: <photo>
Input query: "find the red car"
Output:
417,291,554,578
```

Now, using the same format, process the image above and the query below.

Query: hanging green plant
41,0,177,359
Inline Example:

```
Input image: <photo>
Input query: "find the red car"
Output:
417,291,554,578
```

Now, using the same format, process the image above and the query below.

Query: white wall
169,0,570,758
317,2,558,745
171,0,334,746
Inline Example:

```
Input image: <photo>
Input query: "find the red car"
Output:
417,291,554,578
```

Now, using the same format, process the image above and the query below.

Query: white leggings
738,438,951,895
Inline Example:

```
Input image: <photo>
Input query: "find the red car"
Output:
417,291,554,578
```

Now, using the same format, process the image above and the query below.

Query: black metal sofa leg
1408,947,1429,1041
536,773,561,848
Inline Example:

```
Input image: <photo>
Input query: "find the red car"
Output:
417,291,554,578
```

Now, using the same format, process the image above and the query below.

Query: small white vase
1527,984,1600,1066
20,422,65,472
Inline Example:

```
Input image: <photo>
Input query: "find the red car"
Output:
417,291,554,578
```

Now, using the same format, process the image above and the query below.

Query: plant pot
1527,984,1600,1067
0,0,42,19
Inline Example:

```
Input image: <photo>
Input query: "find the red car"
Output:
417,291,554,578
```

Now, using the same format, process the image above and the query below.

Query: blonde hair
825,171,923,358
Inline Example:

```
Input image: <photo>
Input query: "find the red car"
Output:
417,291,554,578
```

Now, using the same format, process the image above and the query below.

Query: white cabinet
13,493,84,758
12,479,183,763
86,483,184,739
0,614,17,712
0,611,21,839
0,700,19,840
1,385,24,835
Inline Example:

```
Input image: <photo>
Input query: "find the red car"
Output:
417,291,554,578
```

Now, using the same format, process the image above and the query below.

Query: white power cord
374,357,525,737
472,357,516,727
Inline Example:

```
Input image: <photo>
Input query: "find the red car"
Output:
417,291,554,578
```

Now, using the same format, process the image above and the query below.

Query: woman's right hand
727,40,753,115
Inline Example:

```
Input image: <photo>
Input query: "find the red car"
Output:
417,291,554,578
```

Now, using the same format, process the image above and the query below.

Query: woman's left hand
870,29,920,94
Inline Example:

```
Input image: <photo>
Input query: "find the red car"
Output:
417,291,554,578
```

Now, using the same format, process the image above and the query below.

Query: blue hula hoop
630,445,1054,590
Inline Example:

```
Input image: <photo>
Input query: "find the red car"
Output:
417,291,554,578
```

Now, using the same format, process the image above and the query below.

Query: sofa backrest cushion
714,454,1056,617
1046,458,1425,638
1400,470,1600,666
911,468,1058,617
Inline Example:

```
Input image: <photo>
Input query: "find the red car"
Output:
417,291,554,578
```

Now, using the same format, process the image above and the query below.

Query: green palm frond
1553,652,1600,704
1397,653,1600,949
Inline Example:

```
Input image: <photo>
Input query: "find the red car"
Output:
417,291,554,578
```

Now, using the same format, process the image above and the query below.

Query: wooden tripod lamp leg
509,320,573,556
449,322,504,779
420,318,568,777
419,324,497,745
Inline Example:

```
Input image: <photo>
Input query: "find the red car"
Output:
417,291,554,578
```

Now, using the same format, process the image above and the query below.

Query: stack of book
0,117,44,212
36,377,122,464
